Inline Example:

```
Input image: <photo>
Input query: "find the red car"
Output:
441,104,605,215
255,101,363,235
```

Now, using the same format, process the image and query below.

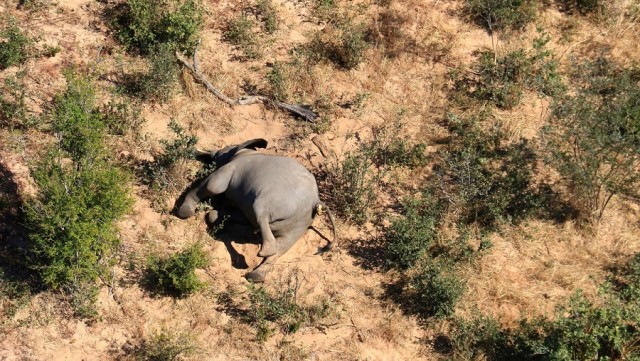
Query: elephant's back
228,154,320,216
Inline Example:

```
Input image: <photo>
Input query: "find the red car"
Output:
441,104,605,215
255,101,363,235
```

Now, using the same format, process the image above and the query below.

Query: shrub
266,61,289,102
464,0,538,33
120,44,178,101
443,254,640,360
453,31,563,109
306,16,369,70
408,258,465,318
51,71,106,162
326,145,380,225
138,119,197,192
111,0,203,55
224,15,260,59
144,243,208,298
99,97,143,136
25,71,132,318
369,124,428,168
0,70,36,129
0,17,31,69
384,192,444,270
542,58,640,225
436,113,545,229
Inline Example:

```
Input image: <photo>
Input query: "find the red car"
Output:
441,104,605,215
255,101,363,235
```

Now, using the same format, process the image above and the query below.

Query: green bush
436,113,545,229
443,254,640,360
120,44,179,101
138,119,197,191
408,258,465,319
51,71,106,162
326,146,380,225
543,58,640,225
144,243,208,298
25,71,132,318
100,98,143,136
247,276,333,342
464,0,538,33
25,152,132,291
111,0,203,55
0,17,31,69
384,192,444,270
266,61,289,102
453,31,563,109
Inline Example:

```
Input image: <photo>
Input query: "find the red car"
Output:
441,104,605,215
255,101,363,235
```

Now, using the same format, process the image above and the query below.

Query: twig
176,50,319,122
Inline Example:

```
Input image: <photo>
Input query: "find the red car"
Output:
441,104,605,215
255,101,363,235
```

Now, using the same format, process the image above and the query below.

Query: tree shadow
0,162,35,300
345,236,388,271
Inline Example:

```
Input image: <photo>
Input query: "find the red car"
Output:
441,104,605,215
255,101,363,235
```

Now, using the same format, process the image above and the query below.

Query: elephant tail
314,201,337,254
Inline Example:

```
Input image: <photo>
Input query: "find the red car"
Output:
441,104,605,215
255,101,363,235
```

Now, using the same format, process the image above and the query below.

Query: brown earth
1,0,639,360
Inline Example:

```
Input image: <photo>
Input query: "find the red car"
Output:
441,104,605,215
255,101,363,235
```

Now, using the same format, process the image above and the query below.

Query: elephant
175,138,336,282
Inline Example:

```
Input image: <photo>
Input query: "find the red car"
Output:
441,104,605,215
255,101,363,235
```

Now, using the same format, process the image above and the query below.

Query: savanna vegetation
1,0,639,359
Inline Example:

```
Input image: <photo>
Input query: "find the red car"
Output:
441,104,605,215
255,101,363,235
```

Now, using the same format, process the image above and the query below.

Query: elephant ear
236,138,268,151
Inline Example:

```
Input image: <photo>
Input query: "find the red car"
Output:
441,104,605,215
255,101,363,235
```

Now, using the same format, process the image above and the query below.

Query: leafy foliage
25,152,131,290
306,16,369,70
407,259,465,318
138,119,197,192
543,58,640,225
436,113,546,229
51,71,105,162
111,0,203,55
0,17,31,69
464,0,538,32
453,31,564,109
444,254,640,360
256,0,278,34
24,71,132,318
144,244,208,298
384,192,444,270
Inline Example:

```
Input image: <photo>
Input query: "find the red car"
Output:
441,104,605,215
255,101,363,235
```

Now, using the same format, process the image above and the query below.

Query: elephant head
175,138,336,282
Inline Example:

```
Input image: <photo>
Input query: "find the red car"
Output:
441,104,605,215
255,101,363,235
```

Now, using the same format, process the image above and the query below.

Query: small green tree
543,59,640,225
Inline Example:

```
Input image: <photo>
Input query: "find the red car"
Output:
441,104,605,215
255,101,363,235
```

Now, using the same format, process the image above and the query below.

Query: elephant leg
257,216,278,257
245,253,281,283
175,166,234,219
246,228,306,282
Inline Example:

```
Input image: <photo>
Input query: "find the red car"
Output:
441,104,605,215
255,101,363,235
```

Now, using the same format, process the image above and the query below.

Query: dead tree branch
176,50,318,122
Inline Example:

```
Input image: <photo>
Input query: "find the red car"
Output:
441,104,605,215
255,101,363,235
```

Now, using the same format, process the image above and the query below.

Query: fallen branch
176,50,318,122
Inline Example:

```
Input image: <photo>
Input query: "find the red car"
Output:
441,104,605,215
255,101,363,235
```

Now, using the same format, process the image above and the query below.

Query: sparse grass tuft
246,273,335,342
224,15,260,60
128,328,196,360
0,70,36,129
256,0,278,34
144,243,208,298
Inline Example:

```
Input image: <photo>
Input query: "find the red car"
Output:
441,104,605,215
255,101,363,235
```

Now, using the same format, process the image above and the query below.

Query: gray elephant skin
175,138,336,282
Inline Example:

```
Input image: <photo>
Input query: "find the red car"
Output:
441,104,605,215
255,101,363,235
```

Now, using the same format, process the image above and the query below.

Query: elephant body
175,139,335,282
